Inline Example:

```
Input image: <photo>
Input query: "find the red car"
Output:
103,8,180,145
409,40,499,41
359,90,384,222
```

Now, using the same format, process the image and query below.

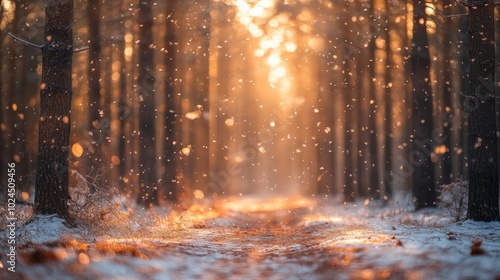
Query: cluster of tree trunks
0,0,498,221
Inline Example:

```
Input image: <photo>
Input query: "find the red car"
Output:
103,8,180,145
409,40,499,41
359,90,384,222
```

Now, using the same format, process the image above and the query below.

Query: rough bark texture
411,0,436,209
467,0,499,221
163,0,178,202
35,0,74,220
136,0,158,207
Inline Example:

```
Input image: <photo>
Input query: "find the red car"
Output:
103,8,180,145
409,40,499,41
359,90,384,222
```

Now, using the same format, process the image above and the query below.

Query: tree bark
467,0,499,221
35,0,74,220
136,0,158,207
411,0,436,209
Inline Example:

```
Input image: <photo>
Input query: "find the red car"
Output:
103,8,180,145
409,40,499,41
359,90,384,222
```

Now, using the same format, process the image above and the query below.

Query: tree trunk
467,0,499,221
342,3,358,202
164,0,178,202
35,0,74,220
367,0,380,200
440,1,453,185
383,0,393,199
136,0,158,207
458,10,470,179
411,0,436,209
87,0,102,168
192,0,210,198
0,3,4,200
117,2,128,192
7,1,22,182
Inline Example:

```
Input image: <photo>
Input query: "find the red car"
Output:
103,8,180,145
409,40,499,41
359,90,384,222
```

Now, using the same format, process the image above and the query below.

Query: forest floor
1,195,500,280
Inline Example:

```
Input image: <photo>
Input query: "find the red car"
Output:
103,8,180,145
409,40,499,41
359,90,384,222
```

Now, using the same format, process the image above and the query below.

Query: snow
1,196,499,279
17,214,72,245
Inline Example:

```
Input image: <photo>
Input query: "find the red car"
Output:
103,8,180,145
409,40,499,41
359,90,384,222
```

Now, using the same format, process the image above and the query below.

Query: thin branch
65,20,77,31
426,6,468,19
74,46,89,53
456,0,488,7
8,32,43,49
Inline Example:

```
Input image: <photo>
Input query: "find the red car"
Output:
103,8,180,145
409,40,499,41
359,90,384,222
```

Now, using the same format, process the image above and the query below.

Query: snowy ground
1,196,499,280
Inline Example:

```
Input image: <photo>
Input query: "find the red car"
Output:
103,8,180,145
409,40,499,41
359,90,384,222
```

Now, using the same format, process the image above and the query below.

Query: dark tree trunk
7,1,22,180
118,4,128,192
164,0,178,202
192,0,210,198
136,0,158,207
0,3,4,198
35,0,74,220
383,0,393,199
366,0,380,200
459,12,470,178
440,1,453,185
467,0,499,221
411,0,436,209
87,0,102,166
341,1,357,202
317,52,335,194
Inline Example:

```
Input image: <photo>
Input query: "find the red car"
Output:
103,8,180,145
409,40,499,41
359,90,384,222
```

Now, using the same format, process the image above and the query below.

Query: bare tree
466,0,499,221
35,0,74,220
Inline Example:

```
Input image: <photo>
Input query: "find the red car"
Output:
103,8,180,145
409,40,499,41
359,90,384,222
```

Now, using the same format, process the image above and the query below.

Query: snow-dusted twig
438,180,468,222
456,0,500,6
456,0,486,6
9,32,88,53
8,32,43,49
426,6,468,19
74,46,89,53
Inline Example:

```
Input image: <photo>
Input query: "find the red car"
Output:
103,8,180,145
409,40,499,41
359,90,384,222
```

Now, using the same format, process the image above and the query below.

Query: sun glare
228,0,298,96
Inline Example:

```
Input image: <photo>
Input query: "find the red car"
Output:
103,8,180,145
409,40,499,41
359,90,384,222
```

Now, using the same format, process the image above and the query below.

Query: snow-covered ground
1,196,499,280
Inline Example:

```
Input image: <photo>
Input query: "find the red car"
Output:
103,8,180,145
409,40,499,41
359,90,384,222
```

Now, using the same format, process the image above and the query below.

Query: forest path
4,197,500,279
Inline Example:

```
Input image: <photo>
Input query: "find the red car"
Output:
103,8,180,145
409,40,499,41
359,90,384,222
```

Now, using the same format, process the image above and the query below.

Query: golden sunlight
219,197,315,213
228,0,297,97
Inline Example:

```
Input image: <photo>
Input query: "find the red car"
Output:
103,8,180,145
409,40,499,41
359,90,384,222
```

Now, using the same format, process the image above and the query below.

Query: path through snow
1,197,499,279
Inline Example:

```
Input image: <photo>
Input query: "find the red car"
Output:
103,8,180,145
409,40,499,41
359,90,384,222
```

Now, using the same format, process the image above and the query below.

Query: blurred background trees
0,0,498,215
